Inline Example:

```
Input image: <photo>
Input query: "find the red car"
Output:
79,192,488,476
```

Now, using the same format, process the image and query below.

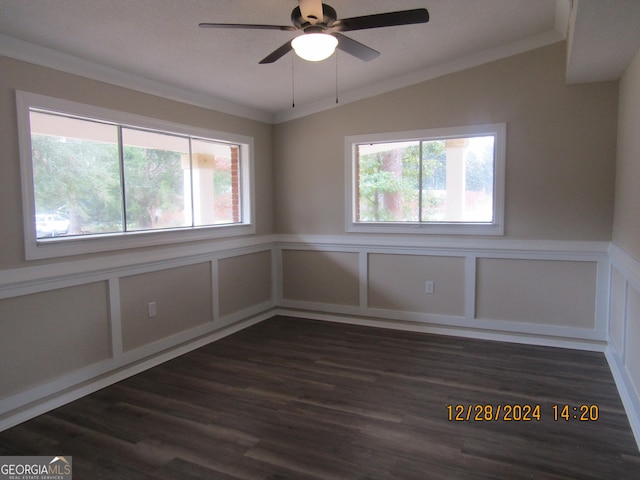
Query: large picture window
346,124,505,235
17,91,254,259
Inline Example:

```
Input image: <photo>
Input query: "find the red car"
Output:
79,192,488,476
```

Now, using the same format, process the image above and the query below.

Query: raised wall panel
218,250,272,317
368,254,465,316
626,286,640,392
610,267,627,355
120,262,213,351
282,250,359,306
607,247,640,449
476,258,597,328
0,282,110,397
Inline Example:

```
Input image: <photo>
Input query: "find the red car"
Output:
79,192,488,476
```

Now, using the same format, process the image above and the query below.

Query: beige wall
613,48,640,260
280,248,600,333
282,250,359,305
0,282,111,397
0,55,274,269
218,250,272,317
120,262,213,351
273,42,618,240
368,254,465,316
476,258,597,328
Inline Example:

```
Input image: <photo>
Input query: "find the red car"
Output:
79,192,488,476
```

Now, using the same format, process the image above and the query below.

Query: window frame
17,91,255,260
345,123,506,236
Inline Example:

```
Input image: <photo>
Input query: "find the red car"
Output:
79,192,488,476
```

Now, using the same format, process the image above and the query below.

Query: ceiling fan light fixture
291,33,338,61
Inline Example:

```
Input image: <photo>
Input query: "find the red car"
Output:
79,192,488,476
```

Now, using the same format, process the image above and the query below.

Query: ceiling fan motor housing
292,4,337,30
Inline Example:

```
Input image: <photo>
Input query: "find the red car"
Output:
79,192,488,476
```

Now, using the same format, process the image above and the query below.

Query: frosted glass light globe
292,33,338,62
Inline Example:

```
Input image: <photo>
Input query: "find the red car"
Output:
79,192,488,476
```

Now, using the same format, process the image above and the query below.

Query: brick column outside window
230,145,240,223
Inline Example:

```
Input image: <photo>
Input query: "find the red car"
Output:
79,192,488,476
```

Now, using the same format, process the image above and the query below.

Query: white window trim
345,123,506,236
16,91,256,260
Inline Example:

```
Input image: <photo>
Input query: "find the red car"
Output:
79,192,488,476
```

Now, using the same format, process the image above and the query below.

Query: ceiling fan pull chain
335,51,339,104
292,53,296,108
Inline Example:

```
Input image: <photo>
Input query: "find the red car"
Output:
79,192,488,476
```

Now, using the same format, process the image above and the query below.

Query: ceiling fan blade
199,22,296,32
328,8,429,32
259,41,294,64
298,0,324,24
333,33,379,62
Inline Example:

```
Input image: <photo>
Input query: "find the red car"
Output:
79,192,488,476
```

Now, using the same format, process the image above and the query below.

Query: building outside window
346,124,506,235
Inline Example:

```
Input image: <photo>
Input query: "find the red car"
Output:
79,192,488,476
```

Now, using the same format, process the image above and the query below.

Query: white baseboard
605,346,640,452
275,308,607,352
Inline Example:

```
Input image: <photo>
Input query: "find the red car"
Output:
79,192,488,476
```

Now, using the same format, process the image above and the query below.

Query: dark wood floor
1,316,639,479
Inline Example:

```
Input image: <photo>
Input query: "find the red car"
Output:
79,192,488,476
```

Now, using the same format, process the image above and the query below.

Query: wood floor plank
1,315,639,479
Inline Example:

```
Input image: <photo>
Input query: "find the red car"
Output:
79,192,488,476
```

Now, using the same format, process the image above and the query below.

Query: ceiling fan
199,0,429,64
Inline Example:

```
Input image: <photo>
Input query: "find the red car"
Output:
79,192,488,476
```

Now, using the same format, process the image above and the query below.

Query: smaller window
345,124,506,235
17,91,254,260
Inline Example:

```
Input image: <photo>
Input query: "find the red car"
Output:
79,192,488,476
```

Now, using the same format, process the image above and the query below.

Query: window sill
27,223,256,261
346,222,504,236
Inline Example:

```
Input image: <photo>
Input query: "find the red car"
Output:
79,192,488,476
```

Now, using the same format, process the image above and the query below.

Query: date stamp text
446,404,600,422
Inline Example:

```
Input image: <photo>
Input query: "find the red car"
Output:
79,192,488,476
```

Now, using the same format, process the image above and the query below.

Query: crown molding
0,34,274,124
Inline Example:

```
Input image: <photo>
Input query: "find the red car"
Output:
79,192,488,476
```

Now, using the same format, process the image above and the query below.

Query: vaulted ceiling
1,1,639,123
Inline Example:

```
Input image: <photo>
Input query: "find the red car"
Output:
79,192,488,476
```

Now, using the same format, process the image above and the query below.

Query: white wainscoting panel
276,235,610,350
607,244,640,451
0,238,276,431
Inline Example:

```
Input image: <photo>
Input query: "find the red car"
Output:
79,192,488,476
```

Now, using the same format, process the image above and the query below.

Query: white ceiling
0,1,638,123
566,0,640,84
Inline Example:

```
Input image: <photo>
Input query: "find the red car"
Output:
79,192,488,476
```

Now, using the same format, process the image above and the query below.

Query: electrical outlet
148,301,157,318
425,281,435,294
